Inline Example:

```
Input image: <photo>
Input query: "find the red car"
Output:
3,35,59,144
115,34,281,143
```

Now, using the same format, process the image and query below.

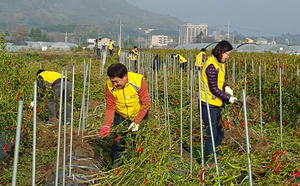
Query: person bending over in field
99,63,150,165
35,69,71,125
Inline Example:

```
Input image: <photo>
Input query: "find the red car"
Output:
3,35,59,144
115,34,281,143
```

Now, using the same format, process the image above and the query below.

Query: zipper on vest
123,89,129,117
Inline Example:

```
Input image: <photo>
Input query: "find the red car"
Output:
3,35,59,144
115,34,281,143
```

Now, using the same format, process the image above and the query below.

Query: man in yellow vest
99,63,150,165
36,69,71,125
109,39,114,56
195,48,206,70
129,46,139,72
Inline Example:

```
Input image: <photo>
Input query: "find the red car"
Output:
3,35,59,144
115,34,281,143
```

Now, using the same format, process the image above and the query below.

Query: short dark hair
37,69,45,76
201,48,206,52
211,40,233,62
133,46,137,49
107,63,127,78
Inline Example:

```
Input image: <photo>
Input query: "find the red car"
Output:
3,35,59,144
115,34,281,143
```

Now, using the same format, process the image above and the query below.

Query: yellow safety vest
201,56,225,107
130,49,138,60
107,72,143,119
109,42,113,50
39,71,65,88
175,54,187,64
195,51,206,67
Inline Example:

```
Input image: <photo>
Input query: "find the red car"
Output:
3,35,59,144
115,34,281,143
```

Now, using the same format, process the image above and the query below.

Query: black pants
97,48,101,57
111,112,148,165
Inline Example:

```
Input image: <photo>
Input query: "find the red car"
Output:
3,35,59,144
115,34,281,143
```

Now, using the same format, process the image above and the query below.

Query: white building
151,35,168,47
178,23,208,45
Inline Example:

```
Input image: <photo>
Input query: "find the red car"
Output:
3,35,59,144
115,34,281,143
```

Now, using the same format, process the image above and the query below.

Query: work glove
229,97,237,104
225,86,233,96
99,126,110,137
128,122,139,132
30,101,34,108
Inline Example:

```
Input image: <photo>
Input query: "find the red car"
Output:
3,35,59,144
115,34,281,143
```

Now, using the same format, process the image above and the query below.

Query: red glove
99,126,110,137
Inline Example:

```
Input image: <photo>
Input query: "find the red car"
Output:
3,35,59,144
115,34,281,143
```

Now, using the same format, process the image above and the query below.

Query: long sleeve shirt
206,64,230,102
103,79,150,127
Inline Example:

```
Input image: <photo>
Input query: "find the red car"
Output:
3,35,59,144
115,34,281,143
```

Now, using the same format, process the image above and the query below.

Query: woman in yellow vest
36,69,71,125
200,40,237,164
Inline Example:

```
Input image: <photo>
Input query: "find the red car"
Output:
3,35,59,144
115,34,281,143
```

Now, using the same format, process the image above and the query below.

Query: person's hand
229,97,237,104
99,126,110,137
128,122,139,132
30,101,34,108
225,86,233,96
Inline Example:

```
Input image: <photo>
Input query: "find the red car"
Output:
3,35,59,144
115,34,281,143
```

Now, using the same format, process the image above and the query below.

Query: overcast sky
126,0,300,37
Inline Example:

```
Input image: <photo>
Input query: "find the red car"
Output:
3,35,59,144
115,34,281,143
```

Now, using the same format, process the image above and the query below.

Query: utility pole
119,18,122,49
227,21,230,41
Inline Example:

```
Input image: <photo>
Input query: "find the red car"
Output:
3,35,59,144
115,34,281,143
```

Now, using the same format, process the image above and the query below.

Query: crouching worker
36,69,71,125
99,63,150,165
171,54,187,70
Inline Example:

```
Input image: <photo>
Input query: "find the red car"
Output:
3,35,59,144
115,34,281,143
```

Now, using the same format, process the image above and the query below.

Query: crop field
0,47,300,185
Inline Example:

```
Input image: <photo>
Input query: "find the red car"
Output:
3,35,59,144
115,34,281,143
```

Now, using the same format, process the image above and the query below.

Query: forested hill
0,0,184,36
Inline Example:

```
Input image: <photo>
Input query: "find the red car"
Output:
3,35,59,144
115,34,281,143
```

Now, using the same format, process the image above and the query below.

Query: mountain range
0,0,184,41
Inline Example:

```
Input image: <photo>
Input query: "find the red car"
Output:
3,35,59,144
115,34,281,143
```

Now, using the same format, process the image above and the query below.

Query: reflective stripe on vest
107,72,143,119
201,56,225,107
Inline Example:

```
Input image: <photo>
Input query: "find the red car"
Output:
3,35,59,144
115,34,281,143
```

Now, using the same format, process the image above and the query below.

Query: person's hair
99,38,101,40
211,40,233,62
107,63,128,78
201,48,206,52
37,69,45,76
133,46,137,49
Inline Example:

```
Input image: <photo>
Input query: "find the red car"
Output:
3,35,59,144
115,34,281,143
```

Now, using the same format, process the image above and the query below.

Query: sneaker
44,121,53,125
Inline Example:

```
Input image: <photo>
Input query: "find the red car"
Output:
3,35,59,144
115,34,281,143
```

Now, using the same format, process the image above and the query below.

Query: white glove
225,86,233,96
128,122,139,132
30,101,34,108
229,97,237,104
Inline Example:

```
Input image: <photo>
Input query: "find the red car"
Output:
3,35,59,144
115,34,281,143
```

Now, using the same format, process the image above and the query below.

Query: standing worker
200,40,237,165
171,54,187,70
35,69,71,125
109,39,114,56
129,46,139,72
195,48,206,70
99,63,150,165
97,38,102,57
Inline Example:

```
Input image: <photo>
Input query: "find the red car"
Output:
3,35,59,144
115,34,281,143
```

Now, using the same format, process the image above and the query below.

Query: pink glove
99,126,110,137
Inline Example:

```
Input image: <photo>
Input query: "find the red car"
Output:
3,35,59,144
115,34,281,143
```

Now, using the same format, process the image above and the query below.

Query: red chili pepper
137,141,140,146
115,169,120,176
12,138,15,146
241,122,245,130
24,81,26,84
102,157,107,162
98,98,101,102
263,113,267,117
7,61,11,66
24,122,26,127
177,129,180,134
284,179,291,185
17,93,21,101
136,147,144,153
8,82,11,87
114,136,120,141
3,144,7,153
271,151,279,157
36,107,40,113
274,162,278,167
280,149,287,157
26,110,30,116
268,89,271,94
143,180,147,186
168,183,171,186
169,164,172,170
199,169,206,183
